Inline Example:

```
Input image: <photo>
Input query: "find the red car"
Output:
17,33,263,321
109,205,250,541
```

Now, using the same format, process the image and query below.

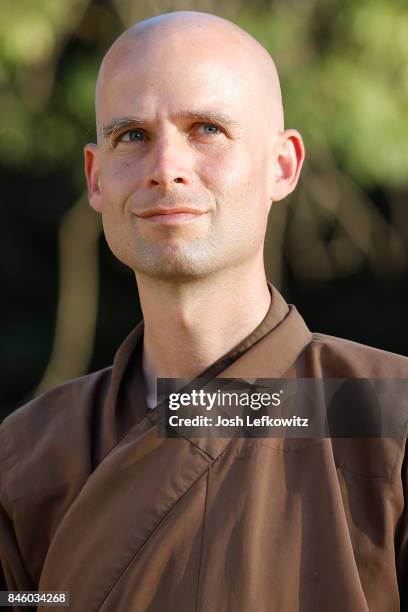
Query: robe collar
104,282,312,460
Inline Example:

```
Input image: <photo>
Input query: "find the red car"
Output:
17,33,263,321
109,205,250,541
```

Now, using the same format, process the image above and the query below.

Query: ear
270,129,305,202
84,143,102,213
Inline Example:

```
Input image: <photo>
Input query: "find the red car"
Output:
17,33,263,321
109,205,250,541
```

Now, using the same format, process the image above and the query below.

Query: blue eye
119,129,145,142
199,123,220,135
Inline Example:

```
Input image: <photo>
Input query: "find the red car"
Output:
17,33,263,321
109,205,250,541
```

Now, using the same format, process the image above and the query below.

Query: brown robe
1,284,407,611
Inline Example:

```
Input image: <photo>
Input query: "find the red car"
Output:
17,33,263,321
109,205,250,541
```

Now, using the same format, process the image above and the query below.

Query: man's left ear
270,129,305,202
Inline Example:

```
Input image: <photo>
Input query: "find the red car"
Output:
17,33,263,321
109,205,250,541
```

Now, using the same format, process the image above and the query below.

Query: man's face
86,28,285,281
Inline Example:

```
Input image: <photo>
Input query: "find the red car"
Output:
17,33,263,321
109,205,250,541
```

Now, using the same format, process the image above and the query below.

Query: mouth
136,208,207,224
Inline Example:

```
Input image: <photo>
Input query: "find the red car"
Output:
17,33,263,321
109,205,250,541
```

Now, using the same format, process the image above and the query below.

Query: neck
137,259,271,382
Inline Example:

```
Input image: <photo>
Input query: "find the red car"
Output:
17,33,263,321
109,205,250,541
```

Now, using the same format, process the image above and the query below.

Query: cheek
210,144,271,240
200,147,251,199
243,144,272,215
209,145,270,214
99,156,142,210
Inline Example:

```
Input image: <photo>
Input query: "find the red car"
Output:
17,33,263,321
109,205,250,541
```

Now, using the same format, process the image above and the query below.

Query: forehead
96,30,269,123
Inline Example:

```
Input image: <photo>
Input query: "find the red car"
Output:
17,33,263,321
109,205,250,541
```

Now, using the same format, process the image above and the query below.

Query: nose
145,135,191,190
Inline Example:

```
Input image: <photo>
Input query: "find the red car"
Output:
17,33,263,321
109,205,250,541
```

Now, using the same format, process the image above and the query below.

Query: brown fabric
0,284,407,611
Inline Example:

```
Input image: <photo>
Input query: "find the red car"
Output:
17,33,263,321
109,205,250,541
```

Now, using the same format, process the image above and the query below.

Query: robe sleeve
396,441,408,610
0,553,12,612
0,423,34,612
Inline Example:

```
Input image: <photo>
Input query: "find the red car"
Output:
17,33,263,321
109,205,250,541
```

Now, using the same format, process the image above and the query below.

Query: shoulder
0,367,112,505
304,332,408,378
300,333,408,479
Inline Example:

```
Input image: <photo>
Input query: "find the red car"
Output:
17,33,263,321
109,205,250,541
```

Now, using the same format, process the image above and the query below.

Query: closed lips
137,208,205,217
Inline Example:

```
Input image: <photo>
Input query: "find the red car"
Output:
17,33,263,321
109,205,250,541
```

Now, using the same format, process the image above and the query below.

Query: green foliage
237,0,408,187
0,0,94,170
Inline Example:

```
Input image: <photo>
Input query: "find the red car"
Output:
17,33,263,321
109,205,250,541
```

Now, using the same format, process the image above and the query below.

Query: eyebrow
99,109,241,141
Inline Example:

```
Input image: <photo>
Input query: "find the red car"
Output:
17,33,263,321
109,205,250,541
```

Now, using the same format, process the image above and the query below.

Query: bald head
96,11,284,139
85,10,304,284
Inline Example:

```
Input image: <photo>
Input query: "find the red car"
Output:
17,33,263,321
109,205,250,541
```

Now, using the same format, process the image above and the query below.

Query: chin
133,251,219,282
110,238,225,282
134,260,213,282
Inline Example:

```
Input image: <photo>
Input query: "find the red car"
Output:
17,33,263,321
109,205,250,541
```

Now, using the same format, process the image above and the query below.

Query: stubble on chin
126,237,219,281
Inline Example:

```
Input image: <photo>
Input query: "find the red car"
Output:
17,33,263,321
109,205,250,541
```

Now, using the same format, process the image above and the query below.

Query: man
0,10,407,612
